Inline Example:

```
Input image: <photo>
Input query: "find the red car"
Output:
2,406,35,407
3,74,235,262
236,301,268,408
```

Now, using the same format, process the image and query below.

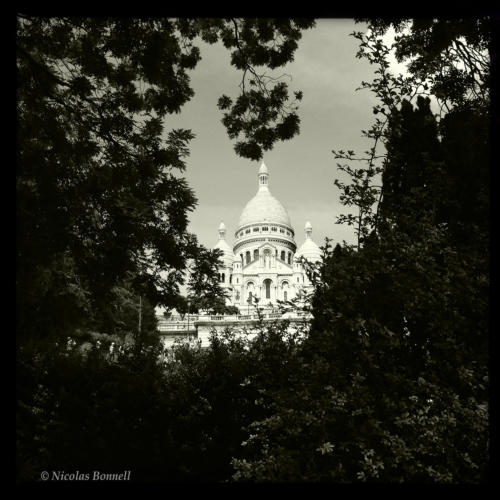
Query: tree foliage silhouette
16,17,315,341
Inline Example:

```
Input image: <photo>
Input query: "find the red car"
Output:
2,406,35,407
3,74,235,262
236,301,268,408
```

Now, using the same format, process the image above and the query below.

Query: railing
157,311,311,332
157,323,197,332
160,315,199,322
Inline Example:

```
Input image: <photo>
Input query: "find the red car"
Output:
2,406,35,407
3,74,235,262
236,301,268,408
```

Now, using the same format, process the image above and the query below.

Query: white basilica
213,162,322,311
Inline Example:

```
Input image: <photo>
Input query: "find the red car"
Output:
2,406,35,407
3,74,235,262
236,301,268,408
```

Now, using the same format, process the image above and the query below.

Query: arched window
280,250,285,261
240,254,244,263
297,276,300,283
229,274,232,284
248,291,253,302
253,249,258,260
264,279,272,299
284,291,288,301
246,251,251,264
222,273,225,282
287,252,292,264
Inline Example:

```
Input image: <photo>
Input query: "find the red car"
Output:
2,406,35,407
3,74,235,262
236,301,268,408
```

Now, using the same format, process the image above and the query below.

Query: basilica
157,161,322,346
213,162,322,311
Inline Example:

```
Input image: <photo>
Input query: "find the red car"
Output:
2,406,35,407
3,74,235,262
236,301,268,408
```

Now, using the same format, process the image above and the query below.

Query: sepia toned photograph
16,15,491,485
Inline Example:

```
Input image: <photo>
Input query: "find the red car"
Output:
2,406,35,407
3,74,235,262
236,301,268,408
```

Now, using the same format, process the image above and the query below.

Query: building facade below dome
214,162,322,311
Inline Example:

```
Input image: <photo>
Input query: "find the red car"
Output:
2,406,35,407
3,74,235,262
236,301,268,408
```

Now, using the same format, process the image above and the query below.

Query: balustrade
157,310,312,333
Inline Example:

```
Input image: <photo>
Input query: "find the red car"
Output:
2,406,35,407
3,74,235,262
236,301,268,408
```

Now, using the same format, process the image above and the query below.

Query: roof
237,188,292,229
237,162,292,229
214,237,234,264
295,238,322,263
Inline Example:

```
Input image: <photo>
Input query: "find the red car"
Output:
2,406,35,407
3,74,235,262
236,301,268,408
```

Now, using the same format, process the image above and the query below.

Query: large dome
237,162,292,229
238,189,291,228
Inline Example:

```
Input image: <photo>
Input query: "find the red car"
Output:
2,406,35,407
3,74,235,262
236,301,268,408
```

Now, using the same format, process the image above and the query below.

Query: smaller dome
214,238,234,265
295,221,321,263
295,240,322,263
214,221,234,265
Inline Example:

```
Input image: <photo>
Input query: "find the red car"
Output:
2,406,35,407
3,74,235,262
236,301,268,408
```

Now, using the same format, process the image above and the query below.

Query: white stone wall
216,219,310,310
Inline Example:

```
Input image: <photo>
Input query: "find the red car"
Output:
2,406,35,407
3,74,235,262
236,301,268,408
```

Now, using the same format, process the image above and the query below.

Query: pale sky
164,19,380,252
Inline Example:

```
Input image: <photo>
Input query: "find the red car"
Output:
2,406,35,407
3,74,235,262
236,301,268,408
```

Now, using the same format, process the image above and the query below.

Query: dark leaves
215,18,315,159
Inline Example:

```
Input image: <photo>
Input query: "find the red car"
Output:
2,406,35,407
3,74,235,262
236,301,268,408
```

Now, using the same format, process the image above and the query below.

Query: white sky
164,19,381,252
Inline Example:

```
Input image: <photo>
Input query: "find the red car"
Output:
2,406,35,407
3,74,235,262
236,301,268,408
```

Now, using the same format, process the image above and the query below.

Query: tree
16,17,316,482
229,18,490,482
17,17,490,483
331,17,491,248
313,18,489,482
364,18,490,112
185,247,239,315
379,96,444,229
16,17,315,342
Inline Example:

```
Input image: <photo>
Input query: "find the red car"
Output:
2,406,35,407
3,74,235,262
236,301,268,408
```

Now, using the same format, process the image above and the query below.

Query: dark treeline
17,17,490,483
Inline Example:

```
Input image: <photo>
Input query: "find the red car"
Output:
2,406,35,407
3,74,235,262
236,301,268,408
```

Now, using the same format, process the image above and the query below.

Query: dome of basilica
295,221,322,263
237,162,292,230
214,221,234,265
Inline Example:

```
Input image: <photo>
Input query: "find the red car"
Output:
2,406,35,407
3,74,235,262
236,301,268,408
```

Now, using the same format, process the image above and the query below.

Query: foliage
16,18,489,484
332,17,490,248
364,18,490,110
16,313,308,482
185,247,236,315
16,16,315,482
229,18,490,482
214,18,315,159
17,17,314,342
228,220,488,482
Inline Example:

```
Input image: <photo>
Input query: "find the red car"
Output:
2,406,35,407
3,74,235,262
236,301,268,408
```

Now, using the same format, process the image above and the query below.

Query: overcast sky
165,19,380,252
